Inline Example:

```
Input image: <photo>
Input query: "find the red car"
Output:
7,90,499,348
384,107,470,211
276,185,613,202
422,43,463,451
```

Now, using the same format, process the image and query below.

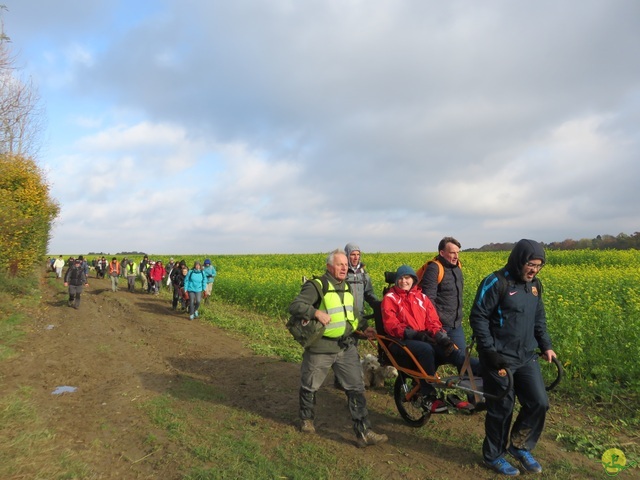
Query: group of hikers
51,254,217,321
288,239,555,476
51,237,555,476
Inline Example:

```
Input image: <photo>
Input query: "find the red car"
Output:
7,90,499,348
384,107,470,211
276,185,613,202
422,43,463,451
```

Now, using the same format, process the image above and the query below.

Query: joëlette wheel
394,373,429,427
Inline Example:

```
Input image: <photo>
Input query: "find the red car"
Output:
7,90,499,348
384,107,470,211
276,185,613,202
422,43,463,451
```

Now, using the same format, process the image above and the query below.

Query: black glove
433,330,450,345
483,351,509,370
415,330,435,344
405,329,435,344
434,330,455,355
404,328,418,340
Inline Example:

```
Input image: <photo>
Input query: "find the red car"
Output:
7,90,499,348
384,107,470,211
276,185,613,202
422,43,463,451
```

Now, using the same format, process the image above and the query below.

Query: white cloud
10,0,640,253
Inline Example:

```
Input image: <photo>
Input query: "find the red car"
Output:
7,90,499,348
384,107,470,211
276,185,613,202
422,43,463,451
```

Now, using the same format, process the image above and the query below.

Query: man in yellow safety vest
288,249,388,448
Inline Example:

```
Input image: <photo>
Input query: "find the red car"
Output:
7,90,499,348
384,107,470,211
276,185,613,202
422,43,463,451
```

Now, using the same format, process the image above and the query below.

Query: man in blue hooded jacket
470,239,557,476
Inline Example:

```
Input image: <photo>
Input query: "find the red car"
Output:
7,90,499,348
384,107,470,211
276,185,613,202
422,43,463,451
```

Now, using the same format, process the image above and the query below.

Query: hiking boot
508,446,542,473
300,419,315,434
356,430,388,448
484,457,520,476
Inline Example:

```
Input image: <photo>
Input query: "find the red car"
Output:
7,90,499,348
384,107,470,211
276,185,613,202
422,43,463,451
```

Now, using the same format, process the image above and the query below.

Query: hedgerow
0,154,59,276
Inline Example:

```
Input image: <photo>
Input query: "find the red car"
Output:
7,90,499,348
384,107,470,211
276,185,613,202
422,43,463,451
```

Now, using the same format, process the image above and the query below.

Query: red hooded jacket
149,263,166,282
382,284,443,339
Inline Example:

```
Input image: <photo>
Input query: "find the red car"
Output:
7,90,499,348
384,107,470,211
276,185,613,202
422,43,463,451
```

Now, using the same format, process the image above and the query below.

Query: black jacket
64,265,87,286
170,268,186,289
469,239,552,364
419,256,463,329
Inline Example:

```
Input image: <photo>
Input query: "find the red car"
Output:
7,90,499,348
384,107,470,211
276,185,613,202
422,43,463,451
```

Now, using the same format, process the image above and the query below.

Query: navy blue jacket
469,239,552,365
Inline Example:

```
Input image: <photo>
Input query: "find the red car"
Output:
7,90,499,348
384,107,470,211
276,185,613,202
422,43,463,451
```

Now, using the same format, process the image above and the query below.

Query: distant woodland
84,233,640,257
470,232,640,252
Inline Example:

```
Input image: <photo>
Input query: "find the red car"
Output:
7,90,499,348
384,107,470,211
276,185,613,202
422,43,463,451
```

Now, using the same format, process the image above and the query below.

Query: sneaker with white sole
446,394,475,412
422,396,448,414
484,456,520,476
508,446,542,473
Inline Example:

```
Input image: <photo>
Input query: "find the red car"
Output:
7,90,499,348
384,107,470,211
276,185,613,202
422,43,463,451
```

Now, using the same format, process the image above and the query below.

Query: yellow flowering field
193,249,640,393
118,249,639,393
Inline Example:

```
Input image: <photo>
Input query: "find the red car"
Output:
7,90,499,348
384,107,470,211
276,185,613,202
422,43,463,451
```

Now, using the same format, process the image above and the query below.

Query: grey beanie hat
344,243,361,257
395,264,418,285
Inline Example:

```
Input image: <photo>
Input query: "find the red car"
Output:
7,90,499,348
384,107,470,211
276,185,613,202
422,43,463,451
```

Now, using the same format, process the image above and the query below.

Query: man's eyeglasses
525,262,544,270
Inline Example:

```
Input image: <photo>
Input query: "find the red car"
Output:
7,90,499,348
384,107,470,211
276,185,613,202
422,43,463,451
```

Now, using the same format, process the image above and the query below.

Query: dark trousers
481,354,549,462
389,339,480,396
172,286,186,309
68,285,83,308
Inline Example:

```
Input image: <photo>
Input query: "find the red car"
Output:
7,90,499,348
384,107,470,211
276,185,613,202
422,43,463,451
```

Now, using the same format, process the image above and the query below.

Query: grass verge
0,269,91,479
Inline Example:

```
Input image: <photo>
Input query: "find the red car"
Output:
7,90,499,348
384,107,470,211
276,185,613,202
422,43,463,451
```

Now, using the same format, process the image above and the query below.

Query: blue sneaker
189,314,194,320
508,446,542,473
484,457,520,476
195,310,199,318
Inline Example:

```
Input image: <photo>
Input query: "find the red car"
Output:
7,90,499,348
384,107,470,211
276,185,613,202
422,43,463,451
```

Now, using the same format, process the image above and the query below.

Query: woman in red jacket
149,261,166,295
382,264,476,413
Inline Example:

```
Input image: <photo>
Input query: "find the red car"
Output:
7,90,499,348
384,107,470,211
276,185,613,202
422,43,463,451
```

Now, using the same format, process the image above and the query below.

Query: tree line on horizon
468,232,640,252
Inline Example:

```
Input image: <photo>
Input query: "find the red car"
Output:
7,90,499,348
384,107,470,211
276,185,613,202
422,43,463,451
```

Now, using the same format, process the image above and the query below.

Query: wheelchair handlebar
544,355,564,392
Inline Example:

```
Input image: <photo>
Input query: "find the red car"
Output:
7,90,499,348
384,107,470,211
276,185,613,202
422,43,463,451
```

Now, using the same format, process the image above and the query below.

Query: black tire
394,373,429,427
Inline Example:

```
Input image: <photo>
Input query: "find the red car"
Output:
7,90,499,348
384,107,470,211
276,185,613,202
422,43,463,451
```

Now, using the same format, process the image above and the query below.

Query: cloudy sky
6,1,640,255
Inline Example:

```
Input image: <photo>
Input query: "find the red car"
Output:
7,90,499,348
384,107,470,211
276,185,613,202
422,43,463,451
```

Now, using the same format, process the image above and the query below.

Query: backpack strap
493,269,542,301
493,269,509,302
308,275,352,310
416,258,446,284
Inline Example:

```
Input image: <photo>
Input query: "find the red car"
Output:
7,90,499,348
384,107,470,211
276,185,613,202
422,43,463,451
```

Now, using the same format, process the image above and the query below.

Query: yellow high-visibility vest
315,278,357,338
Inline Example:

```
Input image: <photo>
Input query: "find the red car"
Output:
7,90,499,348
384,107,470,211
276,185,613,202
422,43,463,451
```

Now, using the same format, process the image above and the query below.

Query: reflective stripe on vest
315,279,357,338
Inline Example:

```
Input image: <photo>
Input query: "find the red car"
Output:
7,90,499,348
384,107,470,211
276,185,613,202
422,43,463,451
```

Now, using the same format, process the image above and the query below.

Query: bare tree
0,6,44,158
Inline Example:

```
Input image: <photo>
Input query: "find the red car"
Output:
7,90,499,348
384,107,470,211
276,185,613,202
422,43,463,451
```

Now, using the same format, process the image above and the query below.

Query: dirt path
1,274,605,479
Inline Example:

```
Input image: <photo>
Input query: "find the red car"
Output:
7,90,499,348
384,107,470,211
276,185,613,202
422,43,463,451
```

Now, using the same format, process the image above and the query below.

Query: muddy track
0,275,602,479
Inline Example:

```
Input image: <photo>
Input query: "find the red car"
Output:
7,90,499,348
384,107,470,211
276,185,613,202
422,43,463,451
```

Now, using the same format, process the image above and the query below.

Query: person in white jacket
53,255,66,278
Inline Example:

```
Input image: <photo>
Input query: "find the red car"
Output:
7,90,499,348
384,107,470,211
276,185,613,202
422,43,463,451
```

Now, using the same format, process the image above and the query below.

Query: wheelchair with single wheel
366,271,563,427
